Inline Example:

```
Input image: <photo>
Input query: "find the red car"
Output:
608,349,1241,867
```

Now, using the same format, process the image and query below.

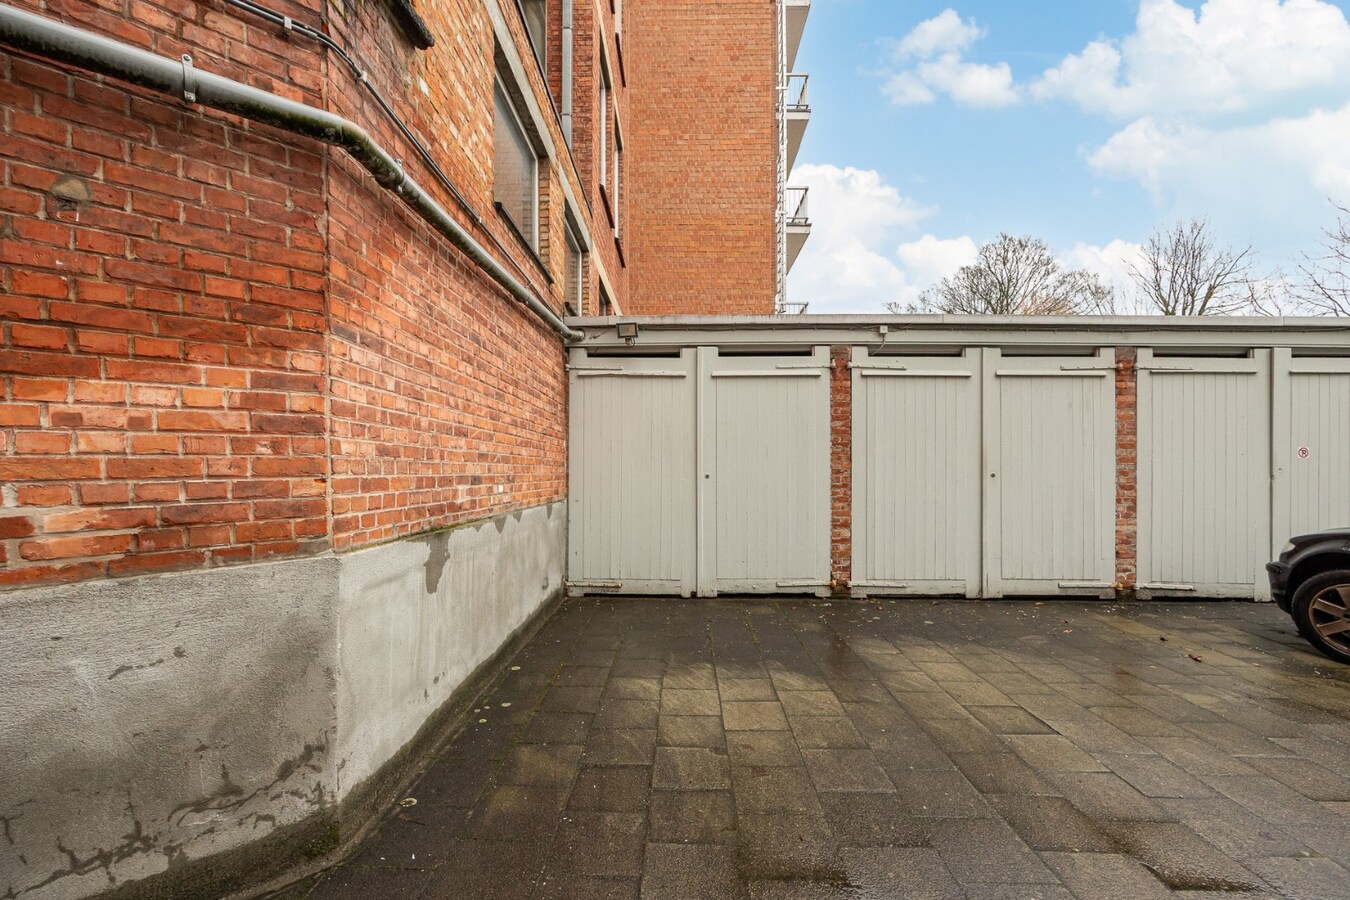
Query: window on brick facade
493,79,538,249
521,0,546,70
612,120,622,240
614,0,622,37
598,57,611,189
599,283,614,316
564,225,584,315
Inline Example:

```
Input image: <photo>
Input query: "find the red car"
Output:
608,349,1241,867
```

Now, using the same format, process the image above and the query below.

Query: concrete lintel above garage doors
566,314,1350,352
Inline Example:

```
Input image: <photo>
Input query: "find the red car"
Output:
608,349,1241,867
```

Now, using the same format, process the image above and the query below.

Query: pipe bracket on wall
179,53,196,103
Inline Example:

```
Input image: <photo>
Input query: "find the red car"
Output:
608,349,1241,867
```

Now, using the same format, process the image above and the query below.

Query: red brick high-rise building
625,0,812,314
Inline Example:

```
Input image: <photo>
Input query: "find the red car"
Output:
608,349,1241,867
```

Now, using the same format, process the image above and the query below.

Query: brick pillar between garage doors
1115,347,1139,597
830,345,852,592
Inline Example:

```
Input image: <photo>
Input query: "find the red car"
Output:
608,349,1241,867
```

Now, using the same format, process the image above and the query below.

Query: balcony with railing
785,73,810,171
785,185,811,271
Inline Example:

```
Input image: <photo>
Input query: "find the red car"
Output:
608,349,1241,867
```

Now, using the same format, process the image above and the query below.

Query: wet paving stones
727,729,804,767
648,790,738,845
280,598,1350,899
723,700,790,732
657,714,726,748
791,715,869,750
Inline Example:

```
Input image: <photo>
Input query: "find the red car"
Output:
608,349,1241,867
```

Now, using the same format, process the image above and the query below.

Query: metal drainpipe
561,0,574,144
0,2,585,344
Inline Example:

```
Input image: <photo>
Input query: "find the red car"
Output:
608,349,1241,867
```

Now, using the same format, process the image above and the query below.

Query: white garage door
989,351,1117,597
568,350,698,596
852,350,982,597
1277,354,1350,542
851,348,1117,598
704,348,831,593
1137,350,1273,598
568,346,831,597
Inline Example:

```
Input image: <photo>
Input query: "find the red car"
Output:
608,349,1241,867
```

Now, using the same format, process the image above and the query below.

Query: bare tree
1298,203,1350,317
1128,218,1253,315
888,234,1113,315
1243,272,1296,318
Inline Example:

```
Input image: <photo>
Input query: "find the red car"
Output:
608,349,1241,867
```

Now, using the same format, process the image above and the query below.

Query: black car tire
1292,569,1350,665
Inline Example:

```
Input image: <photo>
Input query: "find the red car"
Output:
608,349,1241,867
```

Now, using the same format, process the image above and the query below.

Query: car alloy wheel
1292,570,1350,665
1309,583,1350,653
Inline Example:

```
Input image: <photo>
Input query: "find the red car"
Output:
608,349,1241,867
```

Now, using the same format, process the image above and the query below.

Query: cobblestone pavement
273,598,1350,899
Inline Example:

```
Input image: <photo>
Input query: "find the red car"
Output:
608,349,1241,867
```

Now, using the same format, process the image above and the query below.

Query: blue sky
788,0,1350,312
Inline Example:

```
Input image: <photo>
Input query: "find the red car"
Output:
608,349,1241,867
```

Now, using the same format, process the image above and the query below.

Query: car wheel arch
1289,551,1350,603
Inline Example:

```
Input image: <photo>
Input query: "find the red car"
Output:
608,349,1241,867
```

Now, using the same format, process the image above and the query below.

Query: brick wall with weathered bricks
1115,348,1139,593
0,0,627,584
624,0,779,315
0,0,333,587
829,344,851,589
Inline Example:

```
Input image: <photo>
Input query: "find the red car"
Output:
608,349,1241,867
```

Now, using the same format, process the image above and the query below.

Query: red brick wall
0,0,331,588
625,0,778,315
1115,348,1138,594
829,344,851,589
319,0,572,548
577,0,629,313
325,158,567,547
0,0,607,587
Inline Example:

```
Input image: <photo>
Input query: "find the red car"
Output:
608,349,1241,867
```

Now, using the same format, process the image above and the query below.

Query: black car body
1268,528,1350,611
1268,528,1350,663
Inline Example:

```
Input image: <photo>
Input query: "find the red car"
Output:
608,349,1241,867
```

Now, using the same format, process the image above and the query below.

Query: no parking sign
1297,447,1311,460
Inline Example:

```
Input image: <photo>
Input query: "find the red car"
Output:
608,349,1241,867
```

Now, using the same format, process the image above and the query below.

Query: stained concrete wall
335,502,567,793
0,502,565,900
0,557,342,900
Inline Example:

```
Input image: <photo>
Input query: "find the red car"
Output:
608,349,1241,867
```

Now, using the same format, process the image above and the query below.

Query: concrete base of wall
0,502,566,900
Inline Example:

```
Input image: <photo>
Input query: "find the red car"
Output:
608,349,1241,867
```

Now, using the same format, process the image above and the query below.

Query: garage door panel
710,350,830,592
990,352,1116,596
1287,363,1350,538
1137,351,1272,596
996,372,1114,586
568,351,697,595
852,350,981,596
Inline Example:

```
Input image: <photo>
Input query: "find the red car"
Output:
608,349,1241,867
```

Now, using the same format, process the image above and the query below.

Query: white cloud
1085,117,1182,196
1035,0,1350,118
1089,104,1350,213
896,235,979,286
895,9,982,58
882,10,1021,109
1021,0,1350,251
1062,240,1144,283
1062,240,1147,312
788,165,979,313
794,164,935,236
912,56,1019,109
882,72,937,107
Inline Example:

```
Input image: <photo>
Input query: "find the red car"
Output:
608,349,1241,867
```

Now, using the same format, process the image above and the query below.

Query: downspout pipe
561,0,574,144
0,2,585,343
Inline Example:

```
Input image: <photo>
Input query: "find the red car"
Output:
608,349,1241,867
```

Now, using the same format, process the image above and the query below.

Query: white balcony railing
786,73,809,112
785,186,809,226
